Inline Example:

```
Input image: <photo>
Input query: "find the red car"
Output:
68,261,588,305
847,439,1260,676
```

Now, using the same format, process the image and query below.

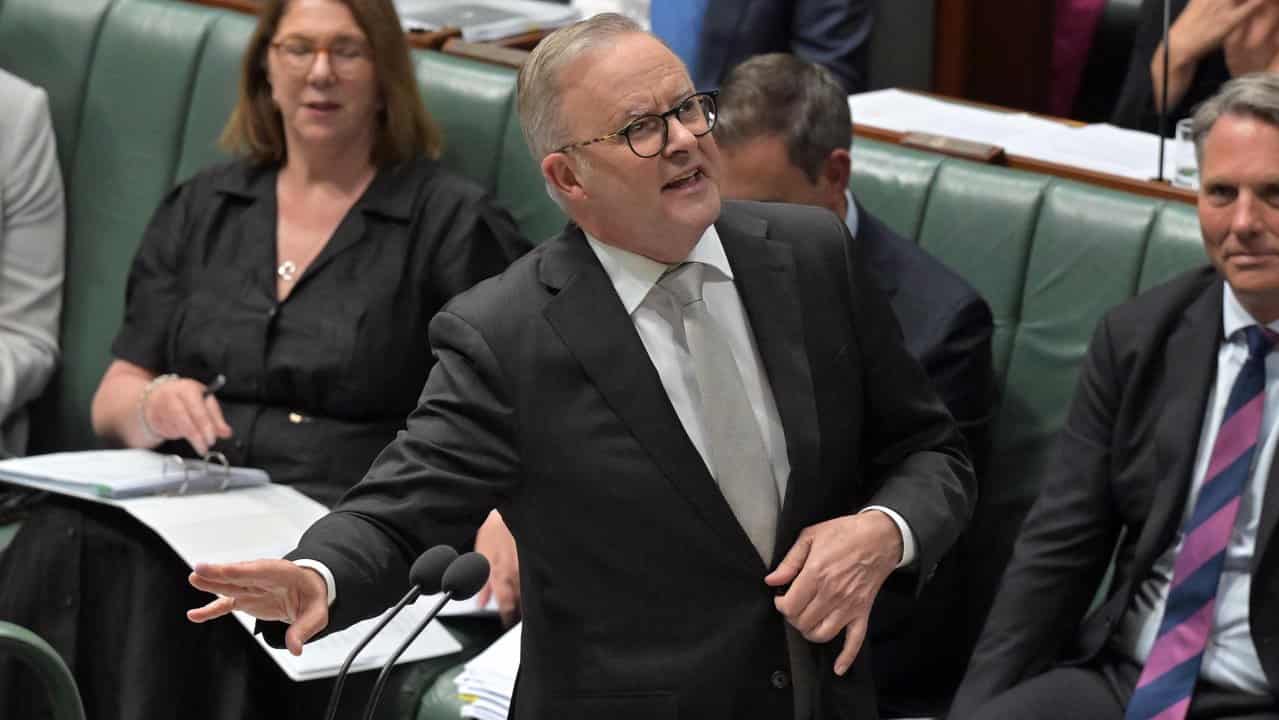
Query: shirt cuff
860,505,916,569
293,559,337,607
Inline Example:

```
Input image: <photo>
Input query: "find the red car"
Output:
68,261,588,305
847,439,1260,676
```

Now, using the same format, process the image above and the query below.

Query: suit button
770,670,790,689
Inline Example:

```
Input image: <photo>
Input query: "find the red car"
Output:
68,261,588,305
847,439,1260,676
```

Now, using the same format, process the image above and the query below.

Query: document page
119,485,466,679
848,89,1065,146
456,622,521,720
233,599,463,682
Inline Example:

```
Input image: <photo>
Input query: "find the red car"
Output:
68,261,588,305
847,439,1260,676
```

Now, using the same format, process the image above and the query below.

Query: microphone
361,551,491,720
322,545,458,720
1157,0,1171,181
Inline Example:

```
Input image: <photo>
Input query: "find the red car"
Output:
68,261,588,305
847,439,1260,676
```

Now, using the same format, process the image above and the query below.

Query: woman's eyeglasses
270,36,371,77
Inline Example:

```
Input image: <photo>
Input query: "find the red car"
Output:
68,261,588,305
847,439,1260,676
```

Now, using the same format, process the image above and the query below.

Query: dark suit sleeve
840,218,976,591
792,0,874,94
923,295,995,474
948,316,1127,717
281,308,521,636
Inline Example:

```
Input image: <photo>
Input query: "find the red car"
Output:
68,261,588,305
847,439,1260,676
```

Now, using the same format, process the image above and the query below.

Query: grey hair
516,13,646,162
1192,72,1279,166
715,53,851,183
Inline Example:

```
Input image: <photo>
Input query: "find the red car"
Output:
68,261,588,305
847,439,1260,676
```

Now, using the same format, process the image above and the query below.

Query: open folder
0,450,467,679
0,449,268,500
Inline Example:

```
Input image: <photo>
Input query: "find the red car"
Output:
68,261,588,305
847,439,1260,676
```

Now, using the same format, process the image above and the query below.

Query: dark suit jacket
950,267,1279,716
286,201,973,720
695,0,873,94
856,206,994,713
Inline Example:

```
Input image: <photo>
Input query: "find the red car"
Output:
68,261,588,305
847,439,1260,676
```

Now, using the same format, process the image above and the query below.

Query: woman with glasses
0,1,528,719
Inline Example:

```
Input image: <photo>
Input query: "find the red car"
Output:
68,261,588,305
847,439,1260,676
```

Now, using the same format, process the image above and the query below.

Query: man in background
715,52,995,717
952,73,1279,720
651,0,873,94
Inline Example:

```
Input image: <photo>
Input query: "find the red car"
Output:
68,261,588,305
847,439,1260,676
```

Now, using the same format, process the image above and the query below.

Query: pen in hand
203,373,226,399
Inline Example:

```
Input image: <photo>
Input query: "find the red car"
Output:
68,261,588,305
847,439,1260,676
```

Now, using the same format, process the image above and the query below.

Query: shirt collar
844,190,860,237
584,224,734,316
211,158,427,222
1222,283,1279,341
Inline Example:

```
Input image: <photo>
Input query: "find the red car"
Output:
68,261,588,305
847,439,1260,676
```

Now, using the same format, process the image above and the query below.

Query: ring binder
0,449,272,502
160,452,235,496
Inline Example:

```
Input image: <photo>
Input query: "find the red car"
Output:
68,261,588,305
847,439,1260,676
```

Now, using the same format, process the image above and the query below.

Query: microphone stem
361,592,453,720
322,586,423,720
1158,0,1170,181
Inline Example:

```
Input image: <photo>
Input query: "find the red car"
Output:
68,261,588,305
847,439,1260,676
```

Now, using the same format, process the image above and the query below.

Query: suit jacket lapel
716,208,821,562
540,227,763,571
1135,282,1222,571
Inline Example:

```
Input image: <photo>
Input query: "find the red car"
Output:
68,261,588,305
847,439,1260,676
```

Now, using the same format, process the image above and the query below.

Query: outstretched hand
188,559,329,656
764,511,903,677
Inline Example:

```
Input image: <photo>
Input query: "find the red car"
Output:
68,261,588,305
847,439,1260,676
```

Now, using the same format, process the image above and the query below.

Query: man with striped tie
949,73,1279,720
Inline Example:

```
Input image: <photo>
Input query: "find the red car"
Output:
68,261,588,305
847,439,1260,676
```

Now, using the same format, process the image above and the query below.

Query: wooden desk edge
440,38,529,69
854,124,1195,205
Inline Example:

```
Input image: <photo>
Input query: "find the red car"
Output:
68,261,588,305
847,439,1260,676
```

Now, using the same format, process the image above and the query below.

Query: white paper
395,0,579,41
456,622,521,719
1002,122,1185,182
848,89,1194,184
848,89,1065,147
233,598,462,682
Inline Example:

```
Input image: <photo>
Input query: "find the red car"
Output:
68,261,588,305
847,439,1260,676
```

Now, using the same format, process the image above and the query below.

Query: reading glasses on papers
161,452,232,496
554,91,719,159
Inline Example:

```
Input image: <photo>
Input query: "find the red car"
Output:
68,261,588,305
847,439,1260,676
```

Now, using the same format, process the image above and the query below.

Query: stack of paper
848,89,1065,147
122,484,470,679
456,622,522,720
848,89,1193,183
395,0,580,41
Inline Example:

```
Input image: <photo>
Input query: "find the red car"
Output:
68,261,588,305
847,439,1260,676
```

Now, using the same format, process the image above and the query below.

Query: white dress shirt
584,224,916,568
1112,284,1275,694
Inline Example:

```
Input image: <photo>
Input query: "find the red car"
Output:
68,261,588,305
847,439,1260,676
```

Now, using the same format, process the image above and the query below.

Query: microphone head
441,552,491,601
410,545,459,594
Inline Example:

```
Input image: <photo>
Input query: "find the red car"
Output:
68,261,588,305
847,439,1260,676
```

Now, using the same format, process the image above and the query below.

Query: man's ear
542,152,586,202
822,147,852,193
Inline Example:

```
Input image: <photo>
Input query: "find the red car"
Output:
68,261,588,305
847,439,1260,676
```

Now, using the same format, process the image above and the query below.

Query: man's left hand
764,511,903,676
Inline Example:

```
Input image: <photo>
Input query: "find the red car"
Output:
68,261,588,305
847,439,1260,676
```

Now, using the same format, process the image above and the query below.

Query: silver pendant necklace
277,260,298,282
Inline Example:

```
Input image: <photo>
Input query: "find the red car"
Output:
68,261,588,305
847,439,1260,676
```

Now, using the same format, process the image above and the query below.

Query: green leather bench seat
851,138,1205,650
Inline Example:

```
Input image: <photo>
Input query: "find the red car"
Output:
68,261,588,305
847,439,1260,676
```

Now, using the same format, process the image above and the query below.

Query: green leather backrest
0,0,562,451
413,51,566,244
851,138,1211,637
43,0,222,451
0,0,114,183
174,11,255,183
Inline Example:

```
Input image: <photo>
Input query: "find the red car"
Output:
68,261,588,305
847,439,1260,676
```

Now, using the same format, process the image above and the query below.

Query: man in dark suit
715,53,995,717
187,15,973,719
950,73,1279,719
651,0,873,94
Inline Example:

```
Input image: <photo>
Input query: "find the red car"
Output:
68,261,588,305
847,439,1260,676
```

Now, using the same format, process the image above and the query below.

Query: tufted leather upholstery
851,138,1205,672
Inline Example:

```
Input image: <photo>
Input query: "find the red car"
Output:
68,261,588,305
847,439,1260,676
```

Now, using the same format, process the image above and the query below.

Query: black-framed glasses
556,90,719,159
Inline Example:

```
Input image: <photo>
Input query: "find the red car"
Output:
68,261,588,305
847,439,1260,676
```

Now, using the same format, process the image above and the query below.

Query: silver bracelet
137,373,179,444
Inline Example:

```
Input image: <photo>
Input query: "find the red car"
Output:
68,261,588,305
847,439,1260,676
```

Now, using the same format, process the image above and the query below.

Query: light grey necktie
658,262,814,718
658,261,779,564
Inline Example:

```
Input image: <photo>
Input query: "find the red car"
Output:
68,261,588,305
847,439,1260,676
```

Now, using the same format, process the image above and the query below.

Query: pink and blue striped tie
1125,325,1275,720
